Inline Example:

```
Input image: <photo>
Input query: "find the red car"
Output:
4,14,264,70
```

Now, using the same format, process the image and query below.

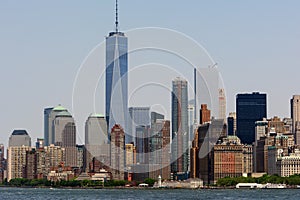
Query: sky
0,0,300,146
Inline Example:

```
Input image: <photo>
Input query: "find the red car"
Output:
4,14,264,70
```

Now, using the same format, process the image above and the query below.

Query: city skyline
1,0,300,146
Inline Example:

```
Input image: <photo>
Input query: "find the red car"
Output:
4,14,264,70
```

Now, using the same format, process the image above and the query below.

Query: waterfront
0,188,300,200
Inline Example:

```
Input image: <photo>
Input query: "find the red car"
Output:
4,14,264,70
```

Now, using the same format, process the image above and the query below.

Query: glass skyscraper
105,31,128,138
171,77,189,176
236,92,267,144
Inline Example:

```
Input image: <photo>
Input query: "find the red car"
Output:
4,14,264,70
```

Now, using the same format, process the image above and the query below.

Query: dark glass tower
105,1,128,137
171,77,189,176
236,92,267,144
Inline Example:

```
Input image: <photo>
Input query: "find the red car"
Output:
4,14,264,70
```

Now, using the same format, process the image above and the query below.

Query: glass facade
128,107,150,144
236,92,267,144
171,77,189,174
105,32,128,138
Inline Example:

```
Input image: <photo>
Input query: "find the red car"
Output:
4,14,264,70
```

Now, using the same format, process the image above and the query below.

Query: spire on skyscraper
115,0,119,32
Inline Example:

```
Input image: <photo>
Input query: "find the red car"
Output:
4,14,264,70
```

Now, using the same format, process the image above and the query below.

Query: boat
263,183,287,189
236,183,263,189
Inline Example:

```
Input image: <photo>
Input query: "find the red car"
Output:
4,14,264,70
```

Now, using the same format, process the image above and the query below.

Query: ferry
236,183,263,189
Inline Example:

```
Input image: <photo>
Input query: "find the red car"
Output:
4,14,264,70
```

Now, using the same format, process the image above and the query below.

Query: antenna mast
115,0,119,32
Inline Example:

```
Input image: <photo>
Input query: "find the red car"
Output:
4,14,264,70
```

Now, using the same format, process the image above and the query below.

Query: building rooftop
55,111,72,117
12,130,29,136
52,104,67,112
89,113,105,118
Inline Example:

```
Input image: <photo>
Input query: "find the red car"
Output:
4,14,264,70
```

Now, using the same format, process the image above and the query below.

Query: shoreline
1,185,300,190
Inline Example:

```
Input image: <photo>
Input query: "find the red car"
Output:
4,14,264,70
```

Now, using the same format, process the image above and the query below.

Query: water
0,187,299,200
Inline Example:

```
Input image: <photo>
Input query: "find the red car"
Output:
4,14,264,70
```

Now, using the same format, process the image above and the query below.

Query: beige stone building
7,146,32,181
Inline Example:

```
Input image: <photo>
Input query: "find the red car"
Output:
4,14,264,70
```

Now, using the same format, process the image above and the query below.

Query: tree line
1,178,156,188
217,174,300,187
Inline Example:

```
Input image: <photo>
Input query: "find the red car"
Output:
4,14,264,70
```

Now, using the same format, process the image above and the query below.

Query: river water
0,187,299,199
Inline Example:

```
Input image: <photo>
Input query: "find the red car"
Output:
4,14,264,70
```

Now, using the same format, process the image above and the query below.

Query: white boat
236,183,263,189
263,183,287,189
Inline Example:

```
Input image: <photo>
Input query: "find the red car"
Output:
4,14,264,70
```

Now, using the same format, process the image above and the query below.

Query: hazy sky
0,0,300,146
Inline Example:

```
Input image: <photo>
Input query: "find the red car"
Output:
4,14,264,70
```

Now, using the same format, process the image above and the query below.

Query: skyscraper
200,104,211,125
171,77,189,176
218,88,226,121
9,130,31,147
110,124,125,180
105,1,128,138
236,92,267,144
53,110,77,167
291,95,300,144
227,112,237,136
85,114,109,171
44,107,53,146
128,107,151,144
150,119,171,180
44,105,68,146
62,122,77,167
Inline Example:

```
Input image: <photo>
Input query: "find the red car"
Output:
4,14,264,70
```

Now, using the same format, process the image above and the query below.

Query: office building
291,95,300,144
62,121,77,167
44,105,68,146
125,143,136,166
8,130,31,147
135,125,150,164
85,114,109,171
128,107,150,144
44,107,53,146
36,138,44,149
0,144,5,182
200,104,211,125
171,77,189,176
149,119,171,180
105,1,128,137
227,112,236,136
110,124,125,180
236,92,267,144
218,88,226,121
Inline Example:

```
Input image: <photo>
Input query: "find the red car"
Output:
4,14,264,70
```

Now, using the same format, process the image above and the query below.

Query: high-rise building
49,109,77,167
36,144,65,179
36,138,44,149
236,92,267,144
53,110,74,146
196,119,227,184
0,144,5,182
171,77,189,176
218,88,226,121
44,107,53,146
7,146,32,181
62,122,77,167
291,95,300,144
135,125,150,164
149,119,171,180
128,107,150,144
85,114,109,172
105,1,128,138
188,103,195,145
9,130,31,147
25,149,37,180
200,104,211,125
151,112,164,126
76,145,84,170
110,124,125,180
125,143,136,167
227,112,237,136
44,105,68,146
